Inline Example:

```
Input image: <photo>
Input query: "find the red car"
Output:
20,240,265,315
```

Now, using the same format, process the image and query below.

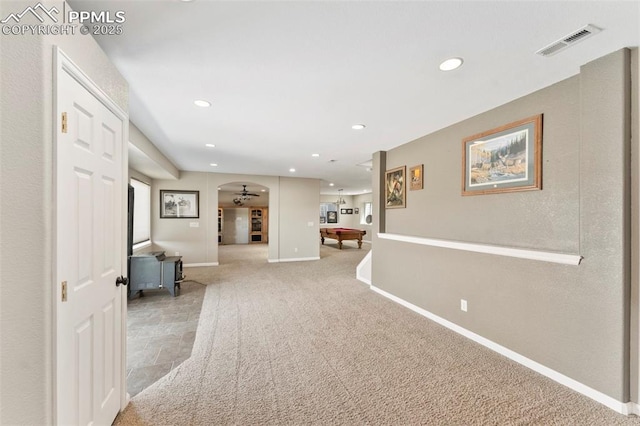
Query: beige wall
0,1,128,423
371,49,633,401
152,171,214,263
151,172,320,264
320,194,355,228
279,177,321,260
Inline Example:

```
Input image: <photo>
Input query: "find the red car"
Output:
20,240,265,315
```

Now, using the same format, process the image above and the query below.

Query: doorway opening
217,182,270,262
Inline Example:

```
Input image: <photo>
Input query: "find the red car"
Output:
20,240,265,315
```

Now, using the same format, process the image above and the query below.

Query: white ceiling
70,0,639,194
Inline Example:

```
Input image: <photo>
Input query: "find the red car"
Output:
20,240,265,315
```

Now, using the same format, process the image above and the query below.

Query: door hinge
61,112,67,133
61,281,67,302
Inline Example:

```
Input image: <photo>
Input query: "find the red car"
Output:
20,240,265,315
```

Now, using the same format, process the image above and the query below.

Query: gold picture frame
385,166,406,208
409,164,423,190
462,114,542,196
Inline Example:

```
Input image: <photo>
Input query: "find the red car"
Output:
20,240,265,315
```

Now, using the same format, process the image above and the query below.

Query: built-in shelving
250,207,268,243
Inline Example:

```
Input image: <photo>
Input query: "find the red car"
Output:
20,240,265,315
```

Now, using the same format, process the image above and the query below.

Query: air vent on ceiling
536,24,602,57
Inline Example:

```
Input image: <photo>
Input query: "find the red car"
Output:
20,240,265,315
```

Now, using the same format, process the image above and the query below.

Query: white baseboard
269,257,320,263
370,285,631,416
356,250,372,285
184,262,219,267
625,402,640,416
357,276,372,285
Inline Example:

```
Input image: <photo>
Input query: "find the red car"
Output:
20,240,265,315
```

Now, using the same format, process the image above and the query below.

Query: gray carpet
115,243,640,425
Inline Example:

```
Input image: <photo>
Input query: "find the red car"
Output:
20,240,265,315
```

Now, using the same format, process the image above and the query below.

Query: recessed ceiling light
439,57,463,71
194,99,211,107
289,168,296,173
205,143,215,148
217,187,221,190
329,183,335,187
261,189,266,192
352,124,366,130
210,163,218,167
312,153,320,157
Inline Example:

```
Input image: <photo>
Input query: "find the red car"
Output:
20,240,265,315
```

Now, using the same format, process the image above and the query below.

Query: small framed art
385,166,406,208
409,164,423,190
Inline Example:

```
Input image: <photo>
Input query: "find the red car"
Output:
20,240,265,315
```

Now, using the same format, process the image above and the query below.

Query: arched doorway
216,182,270,262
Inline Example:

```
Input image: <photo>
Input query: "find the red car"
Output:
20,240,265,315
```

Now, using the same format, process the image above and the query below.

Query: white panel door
56,67,124,425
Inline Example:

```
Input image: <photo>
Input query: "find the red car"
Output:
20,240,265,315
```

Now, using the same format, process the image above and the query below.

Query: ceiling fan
234,185,260,198
232,185,259,206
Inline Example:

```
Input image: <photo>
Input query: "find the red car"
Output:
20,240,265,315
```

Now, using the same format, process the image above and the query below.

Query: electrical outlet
175,251,180,256
460,299,468,312
294,248,298,253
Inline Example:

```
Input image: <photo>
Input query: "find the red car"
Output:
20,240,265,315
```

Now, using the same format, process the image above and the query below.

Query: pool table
320,228,367,249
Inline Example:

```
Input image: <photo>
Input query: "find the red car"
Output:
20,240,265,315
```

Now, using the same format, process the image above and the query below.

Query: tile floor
126,280,206,397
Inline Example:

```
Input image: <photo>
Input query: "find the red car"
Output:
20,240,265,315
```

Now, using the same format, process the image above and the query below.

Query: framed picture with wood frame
462,114,542,196
409,164,423,190
385,166,406,208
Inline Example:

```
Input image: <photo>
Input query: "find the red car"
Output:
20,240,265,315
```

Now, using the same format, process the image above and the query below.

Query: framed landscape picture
385,166,406,208
462,114,542,196
160,190,199,218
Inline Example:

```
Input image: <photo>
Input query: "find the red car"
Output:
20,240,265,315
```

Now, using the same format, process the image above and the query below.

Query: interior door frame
52,46,130,420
